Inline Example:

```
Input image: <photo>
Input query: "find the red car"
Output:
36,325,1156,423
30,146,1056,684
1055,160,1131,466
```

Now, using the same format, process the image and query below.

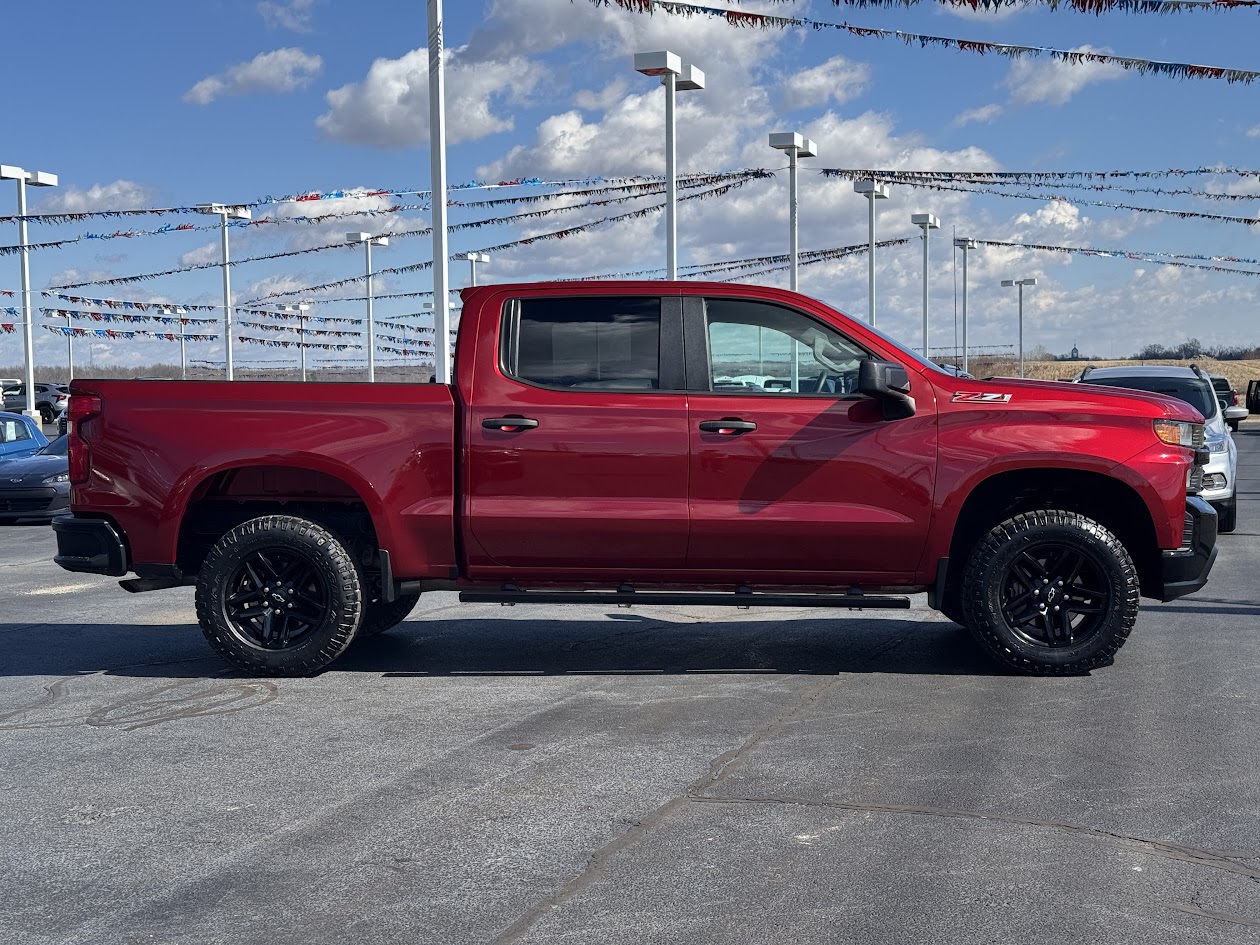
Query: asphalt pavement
1,427,1257,944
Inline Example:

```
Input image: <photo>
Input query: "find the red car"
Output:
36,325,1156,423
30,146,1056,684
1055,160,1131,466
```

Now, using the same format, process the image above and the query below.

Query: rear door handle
482,417,539,431
698,418,757,435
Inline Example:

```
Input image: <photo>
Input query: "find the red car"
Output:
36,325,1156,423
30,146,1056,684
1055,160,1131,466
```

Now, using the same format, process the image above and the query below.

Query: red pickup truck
53,281,1217,677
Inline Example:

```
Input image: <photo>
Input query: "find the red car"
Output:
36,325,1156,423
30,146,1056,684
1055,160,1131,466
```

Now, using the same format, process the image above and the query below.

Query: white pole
366,240,376,383
867,193,876,327
428,0,452,384
179,316,186,380
921,228,930,357
664,70,677,280
1018,282,1025,379
219,210,234,381
300,311,308,383
961,244,970,375
788,148,799,292
16,177,37,420
469,255,478,287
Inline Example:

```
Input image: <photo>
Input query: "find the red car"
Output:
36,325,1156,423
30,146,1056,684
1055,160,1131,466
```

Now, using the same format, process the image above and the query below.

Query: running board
458,587,911,609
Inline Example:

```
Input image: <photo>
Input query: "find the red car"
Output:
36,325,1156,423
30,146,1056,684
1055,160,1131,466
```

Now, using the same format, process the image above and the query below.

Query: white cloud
952,104,1003,127
36,180,160,214
779,57,870,112
316,49,542,147
1247,124,1260,139
1004,47,1126,106
184,48,323,105
258,0,317,32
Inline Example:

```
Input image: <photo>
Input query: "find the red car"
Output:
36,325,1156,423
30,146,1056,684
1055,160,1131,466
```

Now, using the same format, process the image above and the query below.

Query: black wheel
1217,497,1237,534
195,515,363,676
38,405,53,424
960,510,1139,675
356,594,420,639
1227,420,1239,432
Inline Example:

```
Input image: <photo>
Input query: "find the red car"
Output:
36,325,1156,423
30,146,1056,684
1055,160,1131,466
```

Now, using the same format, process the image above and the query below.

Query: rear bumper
1158,496,1218,602
52,514,129,576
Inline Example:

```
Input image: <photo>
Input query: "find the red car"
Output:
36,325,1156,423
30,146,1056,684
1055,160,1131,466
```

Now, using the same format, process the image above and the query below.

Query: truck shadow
0,616,1007,678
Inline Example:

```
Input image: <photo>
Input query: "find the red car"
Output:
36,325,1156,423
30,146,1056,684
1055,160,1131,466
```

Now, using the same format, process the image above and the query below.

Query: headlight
1153,419,1205,448
42,472,69,484
1205,434,1228,454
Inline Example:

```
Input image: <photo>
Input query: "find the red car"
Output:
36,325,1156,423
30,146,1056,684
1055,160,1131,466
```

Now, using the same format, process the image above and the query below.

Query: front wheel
195,515,364,676
38,405,53,424
1217,497,1237,534
960,510,1139,675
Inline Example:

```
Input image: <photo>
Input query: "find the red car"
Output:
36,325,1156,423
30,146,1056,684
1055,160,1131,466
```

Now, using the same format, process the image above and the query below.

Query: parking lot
1,427,1257,945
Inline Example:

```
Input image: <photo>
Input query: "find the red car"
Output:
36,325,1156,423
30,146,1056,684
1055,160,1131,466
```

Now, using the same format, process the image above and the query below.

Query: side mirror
858,359,915,420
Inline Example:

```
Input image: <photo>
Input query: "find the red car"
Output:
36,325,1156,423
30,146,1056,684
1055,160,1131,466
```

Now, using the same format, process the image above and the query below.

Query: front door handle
698,418,757,435
483,416,539,432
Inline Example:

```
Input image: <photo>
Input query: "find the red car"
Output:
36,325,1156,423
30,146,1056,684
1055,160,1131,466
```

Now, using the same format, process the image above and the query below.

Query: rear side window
504,296,661,391
0,418,32,443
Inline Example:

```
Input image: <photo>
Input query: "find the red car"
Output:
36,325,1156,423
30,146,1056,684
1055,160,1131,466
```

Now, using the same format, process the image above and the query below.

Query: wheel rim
999,542,1113,649
224,547,329,650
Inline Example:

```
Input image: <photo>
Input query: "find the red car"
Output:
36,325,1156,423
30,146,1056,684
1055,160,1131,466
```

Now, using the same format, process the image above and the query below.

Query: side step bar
458,587,911,609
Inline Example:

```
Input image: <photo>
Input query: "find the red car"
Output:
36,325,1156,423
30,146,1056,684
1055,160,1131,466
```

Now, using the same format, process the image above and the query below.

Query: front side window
506,296,661,391
704,298,867,395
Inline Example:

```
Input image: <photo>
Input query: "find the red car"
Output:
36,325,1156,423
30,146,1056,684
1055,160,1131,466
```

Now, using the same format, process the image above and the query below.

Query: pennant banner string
589,0,1260,84
741,0,1260,13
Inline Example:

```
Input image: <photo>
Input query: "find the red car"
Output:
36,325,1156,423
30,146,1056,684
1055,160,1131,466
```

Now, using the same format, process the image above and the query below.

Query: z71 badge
952,392,1013,404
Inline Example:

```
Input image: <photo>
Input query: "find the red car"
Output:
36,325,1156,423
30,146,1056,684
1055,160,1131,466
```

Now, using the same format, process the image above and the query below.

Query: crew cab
52,281,1217,677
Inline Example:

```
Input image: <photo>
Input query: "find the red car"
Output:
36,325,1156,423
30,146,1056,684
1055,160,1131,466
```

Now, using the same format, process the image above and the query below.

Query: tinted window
40,435,69,456
508,297,660,391
704,298,867,395
1081,375,1215,417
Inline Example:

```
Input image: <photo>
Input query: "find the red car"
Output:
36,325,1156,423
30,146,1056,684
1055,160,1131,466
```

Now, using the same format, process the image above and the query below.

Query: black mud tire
1218,497,1237,534
195,515,363,676
355,594,421,639
960,510,1139,675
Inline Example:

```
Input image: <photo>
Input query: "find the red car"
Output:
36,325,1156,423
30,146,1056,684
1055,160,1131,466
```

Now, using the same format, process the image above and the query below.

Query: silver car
1075,365,1238,533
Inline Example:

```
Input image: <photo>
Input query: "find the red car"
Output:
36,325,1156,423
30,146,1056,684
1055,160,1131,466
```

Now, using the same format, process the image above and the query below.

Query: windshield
39,435,69,456
1081,376,1216,417
853,320,942,373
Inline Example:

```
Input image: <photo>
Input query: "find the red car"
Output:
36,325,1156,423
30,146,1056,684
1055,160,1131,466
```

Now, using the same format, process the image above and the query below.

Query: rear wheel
38,405,53,424
195,515,363,676
356,594,421,638
961,510,1138,675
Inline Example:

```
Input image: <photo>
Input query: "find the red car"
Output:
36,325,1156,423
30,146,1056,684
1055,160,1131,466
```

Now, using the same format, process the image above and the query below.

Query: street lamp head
1020,278,1038,286
346,231,370,243
674,63,705,91
633,50,682,77
27,171,57,188
911,213,939,229
0,165,26,181
458,252,489,263
1001,279,1015,287
954,238,978,250
196,203,250,219
226,205,251,220
768,132,818,158
854,180,889,199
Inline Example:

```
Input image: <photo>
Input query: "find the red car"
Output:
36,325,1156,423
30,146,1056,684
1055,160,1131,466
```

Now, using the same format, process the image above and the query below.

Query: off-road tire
960,510,1139,675
195,515,363,676
355,594,421,639
1218,497,1237,534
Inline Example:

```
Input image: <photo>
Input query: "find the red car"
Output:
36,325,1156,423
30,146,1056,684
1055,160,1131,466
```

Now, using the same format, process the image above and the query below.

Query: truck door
464,293,690,577
683,296,935,582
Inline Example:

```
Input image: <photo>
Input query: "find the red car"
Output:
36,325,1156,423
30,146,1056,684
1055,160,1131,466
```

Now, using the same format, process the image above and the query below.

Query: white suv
1075,365,1238,533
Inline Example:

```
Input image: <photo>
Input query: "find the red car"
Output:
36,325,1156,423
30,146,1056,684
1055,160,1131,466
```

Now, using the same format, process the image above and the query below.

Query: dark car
0,435,70,522
1208,374,1247,431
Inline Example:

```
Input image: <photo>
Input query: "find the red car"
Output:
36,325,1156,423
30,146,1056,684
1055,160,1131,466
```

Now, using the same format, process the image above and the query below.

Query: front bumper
0,487,69,521
1158,496,1218,602
52,514,129,576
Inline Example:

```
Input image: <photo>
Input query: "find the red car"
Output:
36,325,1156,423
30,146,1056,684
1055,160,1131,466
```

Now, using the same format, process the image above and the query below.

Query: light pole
1000,278,1037,378
768,133,818,292
853,180,889,326
634,50,705,280
277,303,312,381
347,233,389,382
458,251,489,286
911,213,940,358
195,203,252,381
954,238,978,375
161,306,188,380
428,0,452,385
1,165,58,419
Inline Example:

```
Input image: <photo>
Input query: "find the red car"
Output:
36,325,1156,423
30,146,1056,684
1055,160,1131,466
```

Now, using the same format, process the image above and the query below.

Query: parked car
0,434,69,522
1,382,71,424
935,362,975,379
1075,365,1238,532
0,412,49,460
1208,374,1248,431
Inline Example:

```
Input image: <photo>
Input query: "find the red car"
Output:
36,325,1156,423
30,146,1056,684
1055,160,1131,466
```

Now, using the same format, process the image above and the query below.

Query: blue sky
4,0,1260,373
